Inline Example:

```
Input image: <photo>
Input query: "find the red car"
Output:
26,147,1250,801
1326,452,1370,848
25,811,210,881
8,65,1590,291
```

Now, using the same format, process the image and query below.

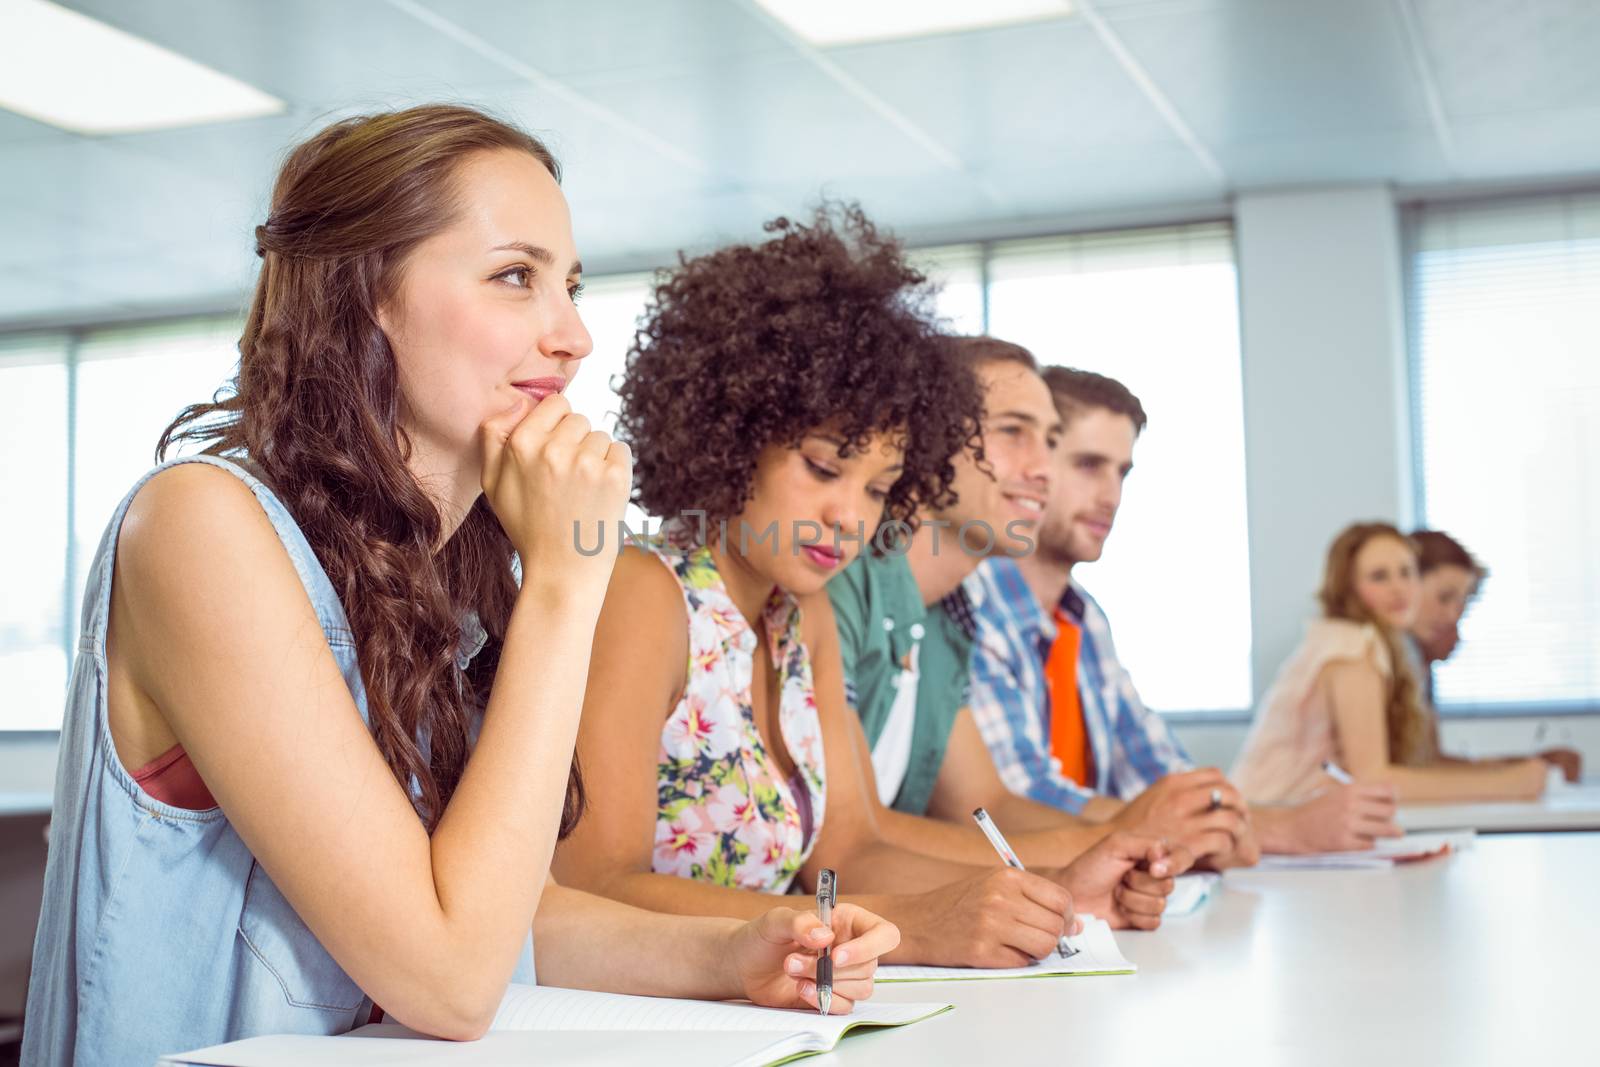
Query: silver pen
973,807,1079,960
1322,760,1355,784
815,868,835,1015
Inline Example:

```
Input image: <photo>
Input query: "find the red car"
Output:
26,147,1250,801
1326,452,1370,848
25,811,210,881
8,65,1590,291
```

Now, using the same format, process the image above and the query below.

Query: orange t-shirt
1043,610,1091,786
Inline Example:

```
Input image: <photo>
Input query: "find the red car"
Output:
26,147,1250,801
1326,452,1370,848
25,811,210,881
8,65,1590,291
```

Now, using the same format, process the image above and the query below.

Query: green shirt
828,550,974,816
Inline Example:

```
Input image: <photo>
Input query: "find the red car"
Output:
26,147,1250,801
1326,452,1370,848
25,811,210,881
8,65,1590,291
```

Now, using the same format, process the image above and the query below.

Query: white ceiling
2,0,1599,327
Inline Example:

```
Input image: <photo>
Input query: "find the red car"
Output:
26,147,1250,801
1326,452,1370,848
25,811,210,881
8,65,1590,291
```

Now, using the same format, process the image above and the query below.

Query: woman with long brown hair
23,105,895,1067
1231,521,1547,804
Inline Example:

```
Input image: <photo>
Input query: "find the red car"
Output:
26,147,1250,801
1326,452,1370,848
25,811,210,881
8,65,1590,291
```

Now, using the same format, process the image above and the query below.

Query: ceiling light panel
0,0,285,135
752,0,1074,47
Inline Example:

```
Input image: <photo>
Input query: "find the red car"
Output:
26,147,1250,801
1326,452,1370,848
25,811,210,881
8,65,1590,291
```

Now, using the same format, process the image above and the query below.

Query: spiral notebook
161,984,952,1067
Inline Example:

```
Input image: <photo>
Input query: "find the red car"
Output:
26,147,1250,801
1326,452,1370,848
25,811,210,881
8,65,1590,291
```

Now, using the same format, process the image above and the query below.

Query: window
910,244,986,336
565,272,654,437
3,223,1253,730
985,222,1252,713
0,319,241,731
1408,193,1600,710
0,336,69,730
72,318,242,621
565,272,656,530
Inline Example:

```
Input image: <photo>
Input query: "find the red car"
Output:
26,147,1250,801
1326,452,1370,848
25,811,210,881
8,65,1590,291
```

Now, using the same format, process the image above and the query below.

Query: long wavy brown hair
1317,522,1430,765
159,104,583,834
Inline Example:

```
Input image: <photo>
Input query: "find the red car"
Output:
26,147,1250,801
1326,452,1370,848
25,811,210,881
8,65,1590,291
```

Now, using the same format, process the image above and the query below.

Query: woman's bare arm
111,402,627,1039
1325,660,1545,803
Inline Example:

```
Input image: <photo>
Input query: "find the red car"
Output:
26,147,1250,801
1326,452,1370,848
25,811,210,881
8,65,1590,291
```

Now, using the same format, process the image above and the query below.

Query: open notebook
877,915,1135,982
162,985,952,1067
1251,830,1476,871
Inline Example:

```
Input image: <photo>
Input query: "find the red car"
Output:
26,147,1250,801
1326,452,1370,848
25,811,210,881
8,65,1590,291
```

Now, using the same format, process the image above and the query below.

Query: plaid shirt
965,557,1193,814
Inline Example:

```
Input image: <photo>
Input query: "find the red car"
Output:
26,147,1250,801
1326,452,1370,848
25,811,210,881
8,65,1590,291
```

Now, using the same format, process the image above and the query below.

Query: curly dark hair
618,204,981,534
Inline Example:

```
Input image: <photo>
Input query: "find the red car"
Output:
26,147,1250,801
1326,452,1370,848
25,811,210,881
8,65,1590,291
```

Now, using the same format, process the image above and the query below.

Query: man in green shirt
830,337,1256,869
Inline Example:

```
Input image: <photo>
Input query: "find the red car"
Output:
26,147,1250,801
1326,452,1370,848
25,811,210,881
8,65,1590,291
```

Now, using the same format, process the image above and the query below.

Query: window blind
1408,192,1600,709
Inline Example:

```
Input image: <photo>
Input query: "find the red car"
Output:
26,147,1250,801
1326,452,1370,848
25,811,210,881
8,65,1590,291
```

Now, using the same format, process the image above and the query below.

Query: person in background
24,106,898,1067
1407,530,1582,782
557,211,1180,972
970,367,1399,855
825,337,1240,871
1232,522,1548,804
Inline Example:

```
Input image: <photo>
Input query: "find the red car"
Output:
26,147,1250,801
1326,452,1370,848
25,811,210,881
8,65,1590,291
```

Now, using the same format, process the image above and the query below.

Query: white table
841,834,1599,1067
1398,781,1600,832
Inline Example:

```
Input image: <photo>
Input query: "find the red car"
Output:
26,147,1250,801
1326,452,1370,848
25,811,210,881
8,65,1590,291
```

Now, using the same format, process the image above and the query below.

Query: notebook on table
1165,872,1220,915
1250,829,1476,870
876,915,1135,982
161,984,952,1067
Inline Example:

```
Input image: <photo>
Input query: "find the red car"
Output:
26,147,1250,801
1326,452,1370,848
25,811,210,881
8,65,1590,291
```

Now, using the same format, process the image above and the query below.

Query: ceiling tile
57,0,528,107
2,0,1597,327
1412,0,1600,118
0,109,77,148
1450,104,1600,179
825,17,1184,158
1109,0,1434,142
415,0,791,80
570,53,986,190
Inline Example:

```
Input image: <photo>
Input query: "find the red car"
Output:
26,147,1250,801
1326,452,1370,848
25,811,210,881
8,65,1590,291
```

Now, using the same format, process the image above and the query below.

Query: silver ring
1209,787,1223,811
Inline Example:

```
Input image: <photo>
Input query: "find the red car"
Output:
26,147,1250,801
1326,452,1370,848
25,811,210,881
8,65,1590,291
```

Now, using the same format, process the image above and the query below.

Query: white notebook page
876,915,1135,982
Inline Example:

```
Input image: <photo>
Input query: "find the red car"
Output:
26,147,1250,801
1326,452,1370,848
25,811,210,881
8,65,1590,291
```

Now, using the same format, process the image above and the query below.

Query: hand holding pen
972,807,1081,959
816,868,836,1015
724,887,900,1015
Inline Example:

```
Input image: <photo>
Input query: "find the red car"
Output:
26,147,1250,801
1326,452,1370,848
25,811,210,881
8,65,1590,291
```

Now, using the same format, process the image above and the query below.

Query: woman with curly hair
1231,522,1548,804
554,207,1178,968
25,108,897,1066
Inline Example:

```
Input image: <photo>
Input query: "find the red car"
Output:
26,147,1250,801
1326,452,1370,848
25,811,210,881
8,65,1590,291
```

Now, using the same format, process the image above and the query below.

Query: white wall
1234,186,1415,704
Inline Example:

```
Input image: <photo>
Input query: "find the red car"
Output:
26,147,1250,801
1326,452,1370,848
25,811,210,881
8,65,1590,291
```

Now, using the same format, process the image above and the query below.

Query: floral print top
649,542,827,893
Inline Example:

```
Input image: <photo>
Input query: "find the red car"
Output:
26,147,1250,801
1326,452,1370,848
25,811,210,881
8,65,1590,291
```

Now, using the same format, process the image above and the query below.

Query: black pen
815,868,835,1015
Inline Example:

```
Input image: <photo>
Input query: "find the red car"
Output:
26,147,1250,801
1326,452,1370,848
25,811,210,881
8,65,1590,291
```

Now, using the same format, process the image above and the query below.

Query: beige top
1231,618,1392,804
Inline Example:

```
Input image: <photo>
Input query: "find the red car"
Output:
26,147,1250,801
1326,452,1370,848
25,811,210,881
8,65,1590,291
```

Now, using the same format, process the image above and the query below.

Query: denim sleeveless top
23,456,535,1067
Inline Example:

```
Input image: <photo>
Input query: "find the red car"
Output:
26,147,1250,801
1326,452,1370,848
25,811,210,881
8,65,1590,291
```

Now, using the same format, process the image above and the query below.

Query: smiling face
939,360,1060,557
728,430,905,598
378,147,591,479
1412,563,1478,662
1351,534,1422,630
1036,406,1138,566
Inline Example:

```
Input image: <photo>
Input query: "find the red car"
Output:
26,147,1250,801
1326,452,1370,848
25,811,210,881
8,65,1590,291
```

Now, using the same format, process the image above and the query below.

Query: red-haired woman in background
1232,522,1547,804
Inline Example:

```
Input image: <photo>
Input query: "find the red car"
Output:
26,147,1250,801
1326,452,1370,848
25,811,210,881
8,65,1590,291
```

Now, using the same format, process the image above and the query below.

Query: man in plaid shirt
968,367,1404,856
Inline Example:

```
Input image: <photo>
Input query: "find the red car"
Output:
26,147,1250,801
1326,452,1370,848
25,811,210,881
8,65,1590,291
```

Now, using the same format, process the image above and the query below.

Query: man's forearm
812,833,992,895
1080,795,1127,822
989,791,1086,834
